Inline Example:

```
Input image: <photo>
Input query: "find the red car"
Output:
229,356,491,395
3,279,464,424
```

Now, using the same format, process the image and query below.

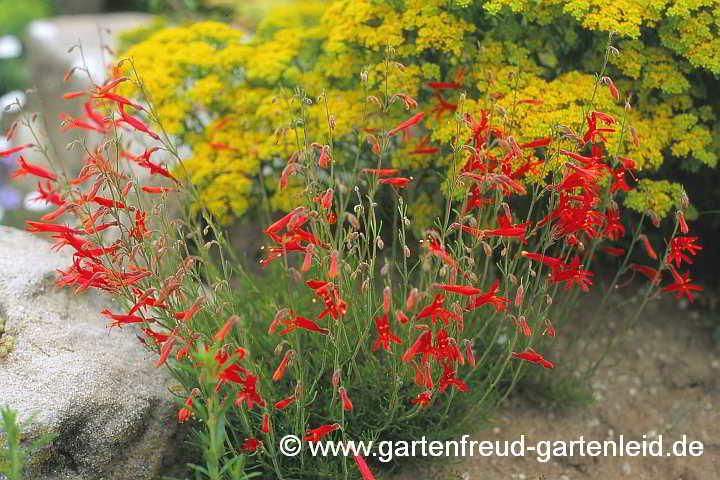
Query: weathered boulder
0,226,180,480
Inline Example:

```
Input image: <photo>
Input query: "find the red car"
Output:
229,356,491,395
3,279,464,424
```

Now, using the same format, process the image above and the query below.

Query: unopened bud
403,245,411,258
376,236,384,250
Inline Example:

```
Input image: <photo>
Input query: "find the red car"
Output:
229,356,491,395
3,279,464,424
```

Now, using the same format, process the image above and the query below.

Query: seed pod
332,368,342,388
403,245,411,258
362,277,370,293
501,247,507,257
377,236,384,250
515,284,524,307
345,213,360,230
481,241,492,257
545,294,553,306
509,273,518,285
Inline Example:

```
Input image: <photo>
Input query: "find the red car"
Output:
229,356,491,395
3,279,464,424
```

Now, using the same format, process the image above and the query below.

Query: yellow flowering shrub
116,0,718,223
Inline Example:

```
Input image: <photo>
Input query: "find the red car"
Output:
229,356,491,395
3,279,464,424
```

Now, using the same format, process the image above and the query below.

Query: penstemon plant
5,38,703,480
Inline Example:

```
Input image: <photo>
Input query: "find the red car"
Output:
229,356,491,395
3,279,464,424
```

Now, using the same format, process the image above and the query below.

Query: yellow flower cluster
625,179,686,218
115,0,717,223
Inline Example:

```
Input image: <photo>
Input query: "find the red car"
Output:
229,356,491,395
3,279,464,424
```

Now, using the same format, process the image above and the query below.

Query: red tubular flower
372,313,403,351
512,348,555,369
272,350,296,381
396,310,409,324
427,81,464,90
549,257,594,291
303,423,341,442
327,251,338,279
425,239,459,269
520,251,563,269
1,143,34,157
639,234,657,260
240,438,263,452
360,168,400,177
173,297,206,322
306,280,347,320
233,373,266,409
409,391,432,407
278,315,330,336
117,108,160,140
415,294,446,325
402,330,433,363
378,177,413,188
154,337,177,368
465,280,509,312
354,454,376,480
93,91,146,112
176,395,193,423
437,362,469,393
9,156,56,182
432,284,483,296
263,414,270,433
141,186,179,194
662,267,703,302
388,112,425,136
274,394,297,410
100,309,149,328
213,315,241,342
677,211,689,234
668,237,702,267
338,387,353,411
629,264,661,284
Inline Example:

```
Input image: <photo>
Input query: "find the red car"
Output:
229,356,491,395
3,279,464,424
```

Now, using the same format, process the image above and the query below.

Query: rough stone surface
0,226,179,480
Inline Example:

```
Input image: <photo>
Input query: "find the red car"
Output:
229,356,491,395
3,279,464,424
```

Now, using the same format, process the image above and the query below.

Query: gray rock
0,226,180,480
